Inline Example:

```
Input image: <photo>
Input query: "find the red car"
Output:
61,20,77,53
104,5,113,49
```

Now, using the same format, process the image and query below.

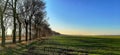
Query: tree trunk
13,9,16,43
29,14,33,40
13,18,16,43
26,24,28,41
38,28,40,38
12,0,17,43
0,0,9,46
19,23,21,42
1,15,6,47
36,27,38,38
29,19,31,40
35,24,38,38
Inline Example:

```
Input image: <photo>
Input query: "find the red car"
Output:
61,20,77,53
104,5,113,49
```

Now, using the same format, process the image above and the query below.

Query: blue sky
45,0,120,35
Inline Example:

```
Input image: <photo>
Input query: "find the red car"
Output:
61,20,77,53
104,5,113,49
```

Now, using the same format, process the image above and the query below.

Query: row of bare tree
0,0,53,47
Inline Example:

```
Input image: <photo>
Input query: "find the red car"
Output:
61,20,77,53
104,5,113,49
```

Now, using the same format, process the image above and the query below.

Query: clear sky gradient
45,0,120,35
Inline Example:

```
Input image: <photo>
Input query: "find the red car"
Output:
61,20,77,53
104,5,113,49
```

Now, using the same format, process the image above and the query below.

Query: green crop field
0,35,120,55
42,35,120,55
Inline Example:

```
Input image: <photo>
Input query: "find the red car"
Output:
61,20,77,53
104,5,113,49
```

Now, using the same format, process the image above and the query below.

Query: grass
0,35,120,55
43,35,120,55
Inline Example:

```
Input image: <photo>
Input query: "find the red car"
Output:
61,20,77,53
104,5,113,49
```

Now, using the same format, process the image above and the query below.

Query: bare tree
11,0,18,43
0,0,9,47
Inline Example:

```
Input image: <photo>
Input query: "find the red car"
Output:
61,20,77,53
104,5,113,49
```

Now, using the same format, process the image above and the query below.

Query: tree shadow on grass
0,40,48,55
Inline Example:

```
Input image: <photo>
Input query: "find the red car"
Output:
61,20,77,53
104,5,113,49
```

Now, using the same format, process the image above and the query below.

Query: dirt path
0,37,26,44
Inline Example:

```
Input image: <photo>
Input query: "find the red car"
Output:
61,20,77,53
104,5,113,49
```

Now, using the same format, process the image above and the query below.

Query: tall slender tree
12,0,17,43
0,0,9,47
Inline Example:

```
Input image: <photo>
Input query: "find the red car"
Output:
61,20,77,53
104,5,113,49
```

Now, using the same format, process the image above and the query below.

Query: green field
0,35,120,55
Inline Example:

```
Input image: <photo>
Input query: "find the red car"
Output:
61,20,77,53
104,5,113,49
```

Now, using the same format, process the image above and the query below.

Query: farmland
0,35,120,55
